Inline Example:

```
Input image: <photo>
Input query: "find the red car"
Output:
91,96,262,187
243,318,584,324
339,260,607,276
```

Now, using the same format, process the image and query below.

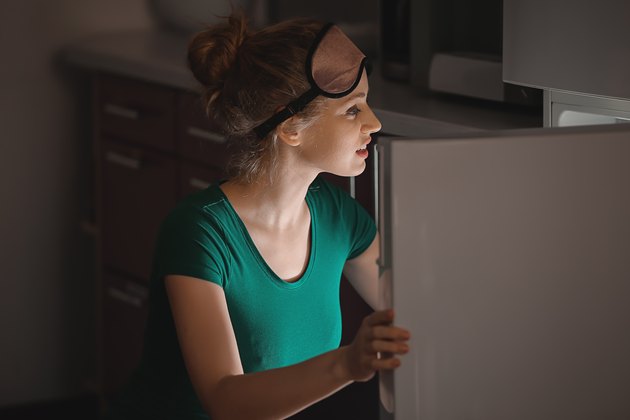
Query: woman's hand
342,309,410,382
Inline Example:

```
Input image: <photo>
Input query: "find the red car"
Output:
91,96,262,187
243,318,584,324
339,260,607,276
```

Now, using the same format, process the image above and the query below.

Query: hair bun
187,12,248,95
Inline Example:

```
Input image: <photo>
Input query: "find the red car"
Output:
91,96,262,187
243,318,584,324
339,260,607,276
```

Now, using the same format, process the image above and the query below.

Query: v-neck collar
215,184,317,289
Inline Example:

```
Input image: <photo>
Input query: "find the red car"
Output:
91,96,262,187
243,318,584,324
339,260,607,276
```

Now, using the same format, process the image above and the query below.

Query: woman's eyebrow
341,91,367,103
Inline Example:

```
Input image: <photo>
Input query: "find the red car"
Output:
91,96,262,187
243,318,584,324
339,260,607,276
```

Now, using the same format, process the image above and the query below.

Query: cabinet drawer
179,161,224,200
102,272,148,396
177,92,229,168
98,74,176,152
102,140,178,281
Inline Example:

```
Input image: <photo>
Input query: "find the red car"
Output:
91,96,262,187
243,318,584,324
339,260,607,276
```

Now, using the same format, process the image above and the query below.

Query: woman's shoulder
178,182,227,209
153,183,234,282
161,183,231,234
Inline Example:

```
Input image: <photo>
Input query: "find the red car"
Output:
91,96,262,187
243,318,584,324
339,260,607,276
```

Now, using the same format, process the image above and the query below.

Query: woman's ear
276,118,302,147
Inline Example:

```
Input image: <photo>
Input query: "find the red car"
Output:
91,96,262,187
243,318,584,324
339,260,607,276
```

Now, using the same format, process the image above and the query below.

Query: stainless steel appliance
378,1,630,417
502,0,630,127
379,0,541,106
378,123,630,419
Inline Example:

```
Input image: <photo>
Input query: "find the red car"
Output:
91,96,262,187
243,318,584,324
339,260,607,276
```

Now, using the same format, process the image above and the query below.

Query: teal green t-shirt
107,176,376,419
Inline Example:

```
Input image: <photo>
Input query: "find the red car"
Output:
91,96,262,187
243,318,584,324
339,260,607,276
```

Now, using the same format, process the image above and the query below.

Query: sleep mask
253,23,370,139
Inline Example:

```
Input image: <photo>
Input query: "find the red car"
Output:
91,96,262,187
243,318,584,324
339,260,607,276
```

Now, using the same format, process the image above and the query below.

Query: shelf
63,28,542,138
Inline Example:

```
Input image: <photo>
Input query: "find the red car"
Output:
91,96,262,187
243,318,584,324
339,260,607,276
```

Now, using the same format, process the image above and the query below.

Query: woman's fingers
364,310,410,339
371,357,402,370
368,339,409,355
347,308,411,380
371,325,410,341
365,309,395,326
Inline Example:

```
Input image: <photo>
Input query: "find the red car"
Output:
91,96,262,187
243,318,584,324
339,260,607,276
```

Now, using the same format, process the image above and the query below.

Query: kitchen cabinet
177,92,230,169
102,139,178,281
95,74,181,404
92,71,381,418
102,272,149,395
98,74,176,152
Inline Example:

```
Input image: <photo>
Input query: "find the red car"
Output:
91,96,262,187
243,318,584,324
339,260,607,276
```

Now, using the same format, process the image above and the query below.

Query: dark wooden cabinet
93,72,380,418
179,161,223,199
177,92,230,169
98,74,176,152
101,139,178,281
102,272,149,395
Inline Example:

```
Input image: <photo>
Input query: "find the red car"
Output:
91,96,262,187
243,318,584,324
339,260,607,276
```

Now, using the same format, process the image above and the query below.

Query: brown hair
187,11,326,184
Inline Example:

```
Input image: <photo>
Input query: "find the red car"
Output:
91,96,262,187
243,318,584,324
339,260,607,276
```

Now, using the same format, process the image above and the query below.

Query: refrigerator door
378,123,630,420
503,0,630,100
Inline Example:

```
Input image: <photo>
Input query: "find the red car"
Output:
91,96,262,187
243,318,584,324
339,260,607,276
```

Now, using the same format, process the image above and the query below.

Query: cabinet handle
189,177,211,190
349,176,356,199
107,286,143,308
373,143,379,227
103,103,140,120
376,143,387,268
105,151,141,170
186,126,226,144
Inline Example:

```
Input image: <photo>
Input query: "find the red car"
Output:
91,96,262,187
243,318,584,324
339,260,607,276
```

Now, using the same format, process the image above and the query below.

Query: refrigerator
376,123,630,419
502,0,630,129
377,1,630,418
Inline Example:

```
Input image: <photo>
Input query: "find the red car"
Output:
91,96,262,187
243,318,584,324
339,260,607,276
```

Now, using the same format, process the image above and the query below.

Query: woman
105,11,410,420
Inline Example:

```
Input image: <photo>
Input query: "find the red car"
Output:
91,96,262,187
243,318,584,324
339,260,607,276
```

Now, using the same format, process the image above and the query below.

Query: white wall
0,0,155,407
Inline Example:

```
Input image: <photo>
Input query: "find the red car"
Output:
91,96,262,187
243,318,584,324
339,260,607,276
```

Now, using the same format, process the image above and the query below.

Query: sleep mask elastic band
253,23,370,139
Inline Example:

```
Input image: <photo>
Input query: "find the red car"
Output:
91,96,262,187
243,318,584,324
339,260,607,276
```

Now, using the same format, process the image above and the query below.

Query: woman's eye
346,105,361,116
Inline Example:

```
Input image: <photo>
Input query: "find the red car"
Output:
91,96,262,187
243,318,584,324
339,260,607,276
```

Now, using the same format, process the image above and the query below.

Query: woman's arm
166,273,408,420
342,233,381,309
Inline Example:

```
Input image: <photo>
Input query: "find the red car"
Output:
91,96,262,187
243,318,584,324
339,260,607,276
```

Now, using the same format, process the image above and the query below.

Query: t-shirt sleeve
153,204,230,288
345,194,377,260
318,178,377,260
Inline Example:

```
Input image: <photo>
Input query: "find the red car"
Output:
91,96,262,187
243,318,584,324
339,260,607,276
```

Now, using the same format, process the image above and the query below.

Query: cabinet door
97,74,176,152
177,92,230,169
102,272,148,396
179,161,224,200
102,139,177,281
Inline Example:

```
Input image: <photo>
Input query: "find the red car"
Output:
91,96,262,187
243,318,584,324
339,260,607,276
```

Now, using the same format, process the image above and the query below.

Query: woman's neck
220,169,317,231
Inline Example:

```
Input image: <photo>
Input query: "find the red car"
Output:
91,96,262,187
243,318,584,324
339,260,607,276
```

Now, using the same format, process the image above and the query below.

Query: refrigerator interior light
557,110,630,127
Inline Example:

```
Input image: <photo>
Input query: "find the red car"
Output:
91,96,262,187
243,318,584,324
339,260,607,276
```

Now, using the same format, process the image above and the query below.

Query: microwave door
377,123,630,420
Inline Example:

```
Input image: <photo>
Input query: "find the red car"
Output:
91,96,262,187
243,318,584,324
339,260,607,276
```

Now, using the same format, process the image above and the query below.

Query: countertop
62,28,543,137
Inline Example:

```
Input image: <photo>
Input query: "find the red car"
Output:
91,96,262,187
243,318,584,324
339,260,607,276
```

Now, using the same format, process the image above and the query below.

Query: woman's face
296,70,382,177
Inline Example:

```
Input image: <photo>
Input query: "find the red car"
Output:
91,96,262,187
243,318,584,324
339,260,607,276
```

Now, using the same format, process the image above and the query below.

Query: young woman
105,11,410,420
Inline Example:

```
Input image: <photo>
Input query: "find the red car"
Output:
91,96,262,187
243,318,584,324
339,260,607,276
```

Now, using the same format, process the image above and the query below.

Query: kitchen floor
0,381,379,419
0,394,101,420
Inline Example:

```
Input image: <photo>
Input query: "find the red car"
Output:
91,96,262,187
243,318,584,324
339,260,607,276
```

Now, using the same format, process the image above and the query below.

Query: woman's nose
362,106,382,134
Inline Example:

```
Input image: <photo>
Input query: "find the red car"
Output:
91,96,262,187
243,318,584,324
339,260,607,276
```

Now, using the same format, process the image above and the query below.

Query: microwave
379,0,541,107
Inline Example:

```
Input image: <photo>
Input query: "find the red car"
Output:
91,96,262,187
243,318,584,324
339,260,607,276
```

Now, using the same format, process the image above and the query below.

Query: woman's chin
328,162,367,179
